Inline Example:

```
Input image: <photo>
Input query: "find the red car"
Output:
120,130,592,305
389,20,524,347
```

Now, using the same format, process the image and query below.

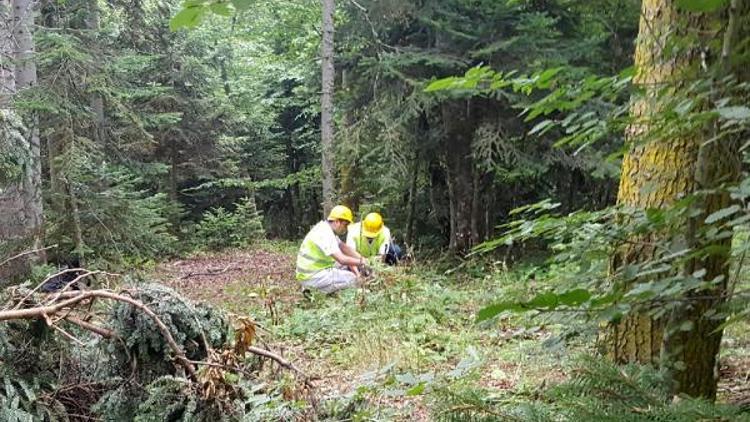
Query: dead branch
0,289,197,379
247,345,311,384
0,244,58,269
63,315,116,339
11,269,119,311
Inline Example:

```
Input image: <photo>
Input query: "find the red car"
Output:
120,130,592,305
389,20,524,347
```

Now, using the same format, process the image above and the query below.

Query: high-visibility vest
296,237,335,281
351,223,387,258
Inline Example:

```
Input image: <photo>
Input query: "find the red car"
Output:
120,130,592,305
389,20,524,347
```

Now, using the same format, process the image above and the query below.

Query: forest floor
152,241,750,420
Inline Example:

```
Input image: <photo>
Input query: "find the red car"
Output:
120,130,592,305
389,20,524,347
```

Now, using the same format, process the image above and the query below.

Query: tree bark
320,0,335,214
442,99,477,255
0,0,44,281
603,0,745,399
0,1,14,105
405,152,420,248
12,0,44,255
85,0,105,146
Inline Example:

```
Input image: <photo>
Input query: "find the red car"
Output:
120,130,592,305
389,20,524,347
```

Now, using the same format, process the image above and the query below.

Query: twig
49,322,86,346
0,244,58,268
63,316,116,339
179,264,237,280
12,269,118,311
187,359,255,378
247,345,312,385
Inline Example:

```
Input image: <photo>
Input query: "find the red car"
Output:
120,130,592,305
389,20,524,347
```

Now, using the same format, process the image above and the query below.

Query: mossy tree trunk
604,0,747,399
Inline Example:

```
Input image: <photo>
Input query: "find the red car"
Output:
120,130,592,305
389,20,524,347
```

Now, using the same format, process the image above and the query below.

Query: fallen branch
0,289,197,379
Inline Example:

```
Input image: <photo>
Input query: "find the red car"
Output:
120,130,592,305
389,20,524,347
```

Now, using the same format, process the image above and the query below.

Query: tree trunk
442,99,476,254
0,0,44,281
13,0,44,255
85,0,105,146
0,1,14,106
405,152,419,248
603,0,745,399
320,0,335,214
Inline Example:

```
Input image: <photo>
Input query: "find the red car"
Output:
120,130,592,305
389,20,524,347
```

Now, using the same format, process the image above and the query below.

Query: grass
153,242,750,420
189,250,580,419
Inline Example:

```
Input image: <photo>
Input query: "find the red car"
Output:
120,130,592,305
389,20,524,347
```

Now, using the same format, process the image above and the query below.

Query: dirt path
154,248,297,313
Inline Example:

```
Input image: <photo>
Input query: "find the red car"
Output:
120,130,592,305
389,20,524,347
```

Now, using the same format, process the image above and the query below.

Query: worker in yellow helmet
296,205,366,294
347,212,403,265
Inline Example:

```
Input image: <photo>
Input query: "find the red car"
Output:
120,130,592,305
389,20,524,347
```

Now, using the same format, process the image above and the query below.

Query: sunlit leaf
170,6,206,31
405,383,426,396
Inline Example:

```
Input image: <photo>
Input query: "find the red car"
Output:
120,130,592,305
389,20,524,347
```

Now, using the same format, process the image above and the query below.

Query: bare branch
0,289,197,379
0,244,57,268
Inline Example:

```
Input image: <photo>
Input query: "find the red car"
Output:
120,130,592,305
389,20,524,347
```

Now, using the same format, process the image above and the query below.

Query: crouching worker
296,205,367,294
347,212,404,266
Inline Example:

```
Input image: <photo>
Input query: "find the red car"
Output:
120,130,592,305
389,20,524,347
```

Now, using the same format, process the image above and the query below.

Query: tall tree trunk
0,0,44,282
12,0,44,261
85,0,105,146
442,99,476,254
0,1,13,106
405,152,420,248
320,0,335,214
603,0,746,399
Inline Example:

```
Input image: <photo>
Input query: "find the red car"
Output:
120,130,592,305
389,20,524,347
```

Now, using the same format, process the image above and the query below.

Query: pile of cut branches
0,268,314,421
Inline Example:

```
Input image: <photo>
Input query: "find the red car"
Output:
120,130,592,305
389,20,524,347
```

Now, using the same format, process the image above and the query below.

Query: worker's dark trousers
385,243,404,265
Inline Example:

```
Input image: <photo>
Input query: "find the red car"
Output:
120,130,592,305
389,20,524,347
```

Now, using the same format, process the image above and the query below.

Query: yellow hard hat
327,205,354,223
362,212,384,238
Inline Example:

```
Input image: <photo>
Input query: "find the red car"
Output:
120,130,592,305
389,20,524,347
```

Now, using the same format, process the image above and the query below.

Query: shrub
194,196,264,250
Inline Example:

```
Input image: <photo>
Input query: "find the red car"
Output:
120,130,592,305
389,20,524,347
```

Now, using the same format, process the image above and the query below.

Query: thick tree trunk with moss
604,0,746,399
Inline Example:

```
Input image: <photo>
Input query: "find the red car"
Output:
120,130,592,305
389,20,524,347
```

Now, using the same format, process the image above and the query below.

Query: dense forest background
3,0,642,268
2,0,750,420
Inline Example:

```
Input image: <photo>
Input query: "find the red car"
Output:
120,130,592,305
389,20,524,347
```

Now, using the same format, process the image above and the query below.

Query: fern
431,356,748,422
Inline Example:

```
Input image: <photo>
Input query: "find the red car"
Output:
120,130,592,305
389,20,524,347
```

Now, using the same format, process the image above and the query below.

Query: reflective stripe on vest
296,238,335,280
353,225,386,258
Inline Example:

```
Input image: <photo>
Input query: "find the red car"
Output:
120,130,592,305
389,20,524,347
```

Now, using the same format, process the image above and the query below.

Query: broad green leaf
557,289,591,306
406,383,426,396
676,0,727,12
526,292,559,309
210,2,233,16
705,204,740,224
476,302,525,321
535,67,563,88
425,77,458,92
170,6,206,31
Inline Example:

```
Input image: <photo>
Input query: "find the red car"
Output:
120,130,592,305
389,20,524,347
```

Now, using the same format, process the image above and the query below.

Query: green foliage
430,356,747,421
194,196,264,250
0,111,28,186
